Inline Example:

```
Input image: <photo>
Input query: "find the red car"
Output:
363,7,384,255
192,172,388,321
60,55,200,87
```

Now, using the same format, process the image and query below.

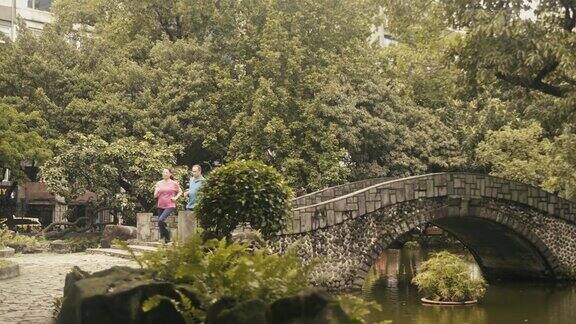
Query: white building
369,7,397,47
0,0,52,41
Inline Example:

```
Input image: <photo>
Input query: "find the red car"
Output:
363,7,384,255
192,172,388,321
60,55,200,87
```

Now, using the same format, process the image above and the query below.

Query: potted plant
412,251,486,305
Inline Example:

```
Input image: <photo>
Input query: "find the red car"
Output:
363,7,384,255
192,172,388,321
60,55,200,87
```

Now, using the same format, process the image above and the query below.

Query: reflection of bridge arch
275,173,576,290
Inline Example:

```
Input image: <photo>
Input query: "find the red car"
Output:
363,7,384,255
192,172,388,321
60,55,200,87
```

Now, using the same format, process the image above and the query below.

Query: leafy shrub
0,229,48,253
412,251,486,302
120,233,384,322
337,295,389,324
195,160,293,238
63,235,100,252
120,232,310,320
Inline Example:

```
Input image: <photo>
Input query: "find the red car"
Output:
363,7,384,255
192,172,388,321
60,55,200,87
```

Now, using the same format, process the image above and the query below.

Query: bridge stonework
273,173,576,291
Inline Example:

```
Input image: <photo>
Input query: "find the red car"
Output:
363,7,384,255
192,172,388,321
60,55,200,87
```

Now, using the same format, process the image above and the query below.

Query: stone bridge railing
292,177,391,208
284,173,576,234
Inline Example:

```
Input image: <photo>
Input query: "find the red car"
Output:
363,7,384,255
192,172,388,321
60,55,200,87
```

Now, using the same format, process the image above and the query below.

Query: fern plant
121,232,311,321
121,233,385,322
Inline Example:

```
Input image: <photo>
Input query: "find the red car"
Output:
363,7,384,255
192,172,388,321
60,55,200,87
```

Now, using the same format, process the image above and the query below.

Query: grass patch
0,229,48,253
0,259,16,268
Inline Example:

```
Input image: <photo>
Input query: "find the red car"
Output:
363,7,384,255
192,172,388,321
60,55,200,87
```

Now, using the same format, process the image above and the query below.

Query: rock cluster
56,267,353,324
55,266,200,324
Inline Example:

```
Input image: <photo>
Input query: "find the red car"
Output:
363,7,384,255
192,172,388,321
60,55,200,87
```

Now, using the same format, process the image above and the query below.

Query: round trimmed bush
195,160,293,238
412,251,486,302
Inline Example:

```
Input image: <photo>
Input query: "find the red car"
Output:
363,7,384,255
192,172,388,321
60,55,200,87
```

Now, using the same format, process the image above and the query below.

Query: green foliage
125,232,382,322
476,122,553,186
195,160,293,238
141,291,201,324
123,232,312,320
61,234,100,252
444,0,576,100
135,233,311,305
0,259,16,268
476,122,576,200
404,241,421,249
0,229,48,252
336,295,389,324
1,0,467,196
412,251,487,302
52,296,63,319
3,0,572,214
40,133,184,220
0,103,50,179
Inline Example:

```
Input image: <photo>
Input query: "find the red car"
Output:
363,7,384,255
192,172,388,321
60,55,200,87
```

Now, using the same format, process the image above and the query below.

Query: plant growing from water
412,251,486,302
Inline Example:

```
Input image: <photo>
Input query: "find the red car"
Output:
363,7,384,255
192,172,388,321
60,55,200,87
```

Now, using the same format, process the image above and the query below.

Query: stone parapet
137,211,198,242
292,177,390,208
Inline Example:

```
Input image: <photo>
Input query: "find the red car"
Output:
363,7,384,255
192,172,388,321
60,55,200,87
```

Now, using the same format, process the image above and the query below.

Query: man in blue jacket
184,165,205,210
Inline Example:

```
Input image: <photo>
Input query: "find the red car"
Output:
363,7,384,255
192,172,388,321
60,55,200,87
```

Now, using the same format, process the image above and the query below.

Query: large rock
101,225,137,247
50,240,74,253
269,289,351,324
205,289,351,324
56,266,201,324
230,224,266,250
206,298,269,324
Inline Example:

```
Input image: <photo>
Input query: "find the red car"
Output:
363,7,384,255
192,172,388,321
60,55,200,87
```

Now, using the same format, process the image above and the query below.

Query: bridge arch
274,173,576,290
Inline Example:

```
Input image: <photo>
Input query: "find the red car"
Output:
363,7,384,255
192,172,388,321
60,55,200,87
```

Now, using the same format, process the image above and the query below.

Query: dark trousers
157,208,175,242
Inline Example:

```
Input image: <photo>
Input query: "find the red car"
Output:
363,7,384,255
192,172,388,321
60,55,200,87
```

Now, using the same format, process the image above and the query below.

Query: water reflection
364,247,576,324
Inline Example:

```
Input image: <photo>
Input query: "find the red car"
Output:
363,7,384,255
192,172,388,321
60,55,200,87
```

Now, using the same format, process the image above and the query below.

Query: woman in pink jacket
154,168,182,243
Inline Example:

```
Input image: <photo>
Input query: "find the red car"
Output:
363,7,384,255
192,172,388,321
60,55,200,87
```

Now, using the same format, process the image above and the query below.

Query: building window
27,0,52,12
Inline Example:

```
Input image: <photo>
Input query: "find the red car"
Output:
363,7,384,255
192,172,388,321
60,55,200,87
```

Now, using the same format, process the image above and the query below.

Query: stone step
113,244,159,253
85,248,142,260
126,240,164,248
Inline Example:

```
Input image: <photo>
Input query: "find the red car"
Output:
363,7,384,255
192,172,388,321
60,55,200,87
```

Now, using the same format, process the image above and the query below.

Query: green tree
443,0,576,132
40,134,183,222
476,122,576,200
476,122,553,186
0,0,471,202
195,160,293,238
0,103,50,179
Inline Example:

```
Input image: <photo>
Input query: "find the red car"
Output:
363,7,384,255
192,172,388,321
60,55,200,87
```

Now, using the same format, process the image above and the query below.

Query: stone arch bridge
274,173,576,290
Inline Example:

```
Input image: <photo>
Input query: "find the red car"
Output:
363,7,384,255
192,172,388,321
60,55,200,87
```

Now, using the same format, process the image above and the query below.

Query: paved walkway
0,253,137,324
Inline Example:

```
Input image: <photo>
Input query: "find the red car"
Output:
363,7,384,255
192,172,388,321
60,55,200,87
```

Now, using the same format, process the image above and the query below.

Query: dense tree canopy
1,0,574,219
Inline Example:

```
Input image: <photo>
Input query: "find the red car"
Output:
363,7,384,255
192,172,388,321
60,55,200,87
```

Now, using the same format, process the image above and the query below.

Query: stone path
0,253,137,324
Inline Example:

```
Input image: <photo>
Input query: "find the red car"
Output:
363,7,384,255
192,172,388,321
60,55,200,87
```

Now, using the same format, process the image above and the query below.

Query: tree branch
117,176,152,211
152,6,177,41
495,71,567,97
534,60,559,82
495,2,574,97
561,1,576,31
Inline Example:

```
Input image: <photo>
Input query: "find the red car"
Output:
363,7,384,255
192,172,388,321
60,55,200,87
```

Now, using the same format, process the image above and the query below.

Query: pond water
364,247,576,324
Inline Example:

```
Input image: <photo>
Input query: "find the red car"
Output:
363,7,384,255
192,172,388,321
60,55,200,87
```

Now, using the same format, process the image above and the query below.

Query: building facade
0,0,52,41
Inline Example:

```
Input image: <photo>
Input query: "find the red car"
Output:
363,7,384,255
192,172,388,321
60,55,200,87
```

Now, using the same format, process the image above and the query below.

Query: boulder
206,298,269,324
101,225,137,247
230,224,266,250
270,289,351,324
50,240,74,253
56,266,201,324
206,289,352,324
